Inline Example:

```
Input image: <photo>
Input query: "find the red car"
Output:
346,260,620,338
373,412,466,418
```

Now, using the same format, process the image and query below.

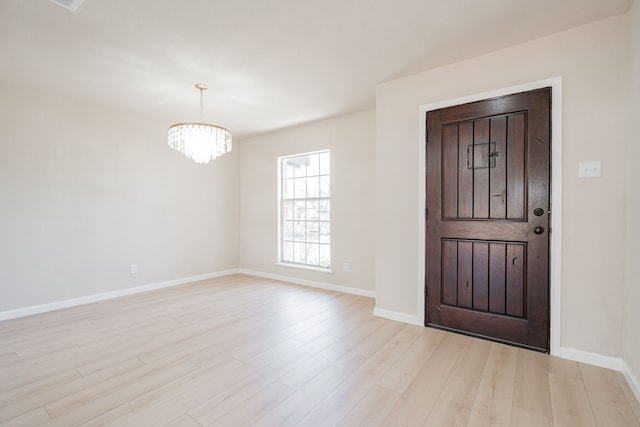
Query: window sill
275,262,334,274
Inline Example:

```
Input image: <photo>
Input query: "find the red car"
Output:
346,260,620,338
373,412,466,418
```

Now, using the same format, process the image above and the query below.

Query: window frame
277,149,332,272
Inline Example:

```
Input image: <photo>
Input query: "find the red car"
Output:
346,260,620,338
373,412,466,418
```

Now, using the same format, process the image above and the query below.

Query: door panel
426,88,550,351
440,239,526,317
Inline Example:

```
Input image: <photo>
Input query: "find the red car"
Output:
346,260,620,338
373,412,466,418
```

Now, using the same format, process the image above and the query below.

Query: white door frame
417,77,563,355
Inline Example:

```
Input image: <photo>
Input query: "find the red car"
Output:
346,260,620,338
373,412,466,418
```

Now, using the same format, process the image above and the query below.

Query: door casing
417,77,563,355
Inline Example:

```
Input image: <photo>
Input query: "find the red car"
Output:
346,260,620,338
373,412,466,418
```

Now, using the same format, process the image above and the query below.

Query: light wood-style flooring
1,274,639,426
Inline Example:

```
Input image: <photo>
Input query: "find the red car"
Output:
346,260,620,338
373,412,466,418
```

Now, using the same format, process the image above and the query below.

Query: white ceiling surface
0,0,633,139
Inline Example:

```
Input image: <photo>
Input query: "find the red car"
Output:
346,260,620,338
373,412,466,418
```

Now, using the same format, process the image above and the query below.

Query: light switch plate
578,161,601,178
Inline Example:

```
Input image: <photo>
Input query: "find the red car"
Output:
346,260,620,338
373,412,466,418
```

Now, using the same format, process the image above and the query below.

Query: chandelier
168,84,232,164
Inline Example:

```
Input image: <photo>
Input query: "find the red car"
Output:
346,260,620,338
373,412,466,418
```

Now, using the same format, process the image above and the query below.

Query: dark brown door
425,88,550,351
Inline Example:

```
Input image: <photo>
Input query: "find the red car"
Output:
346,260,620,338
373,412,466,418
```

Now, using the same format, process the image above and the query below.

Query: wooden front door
425,88,551,351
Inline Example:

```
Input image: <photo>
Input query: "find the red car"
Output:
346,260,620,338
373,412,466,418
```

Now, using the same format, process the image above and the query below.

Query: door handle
534,226,545,235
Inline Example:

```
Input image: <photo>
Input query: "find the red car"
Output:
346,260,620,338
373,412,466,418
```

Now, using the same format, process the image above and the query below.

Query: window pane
307,154,320,176
295,201,306,220
319,244,330,268
306,201,319,221
292,157,307,177
319,200,330,221
294,177,307,198
320,176,330,197
294,221,305,241
282,201,294,220
306,221,319,243
320,152,330,175
319,221,330,243
283,220,294,240
294,242,306,264
307,244,319,266
282,241,293,262
283,162,296,179
307,176,320,198
283,179,294,199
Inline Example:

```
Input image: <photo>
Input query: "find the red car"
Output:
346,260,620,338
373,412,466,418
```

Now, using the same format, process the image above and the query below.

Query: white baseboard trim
0,269,240,321
373,308,421,325
237,268,376,299
622,360,640,404
554,346,623,371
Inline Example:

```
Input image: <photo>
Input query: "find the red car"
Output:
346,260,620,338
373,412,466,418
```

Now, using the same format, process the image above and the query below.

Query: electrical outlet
343,263,349,273
578,161,601,178
130,264,138,274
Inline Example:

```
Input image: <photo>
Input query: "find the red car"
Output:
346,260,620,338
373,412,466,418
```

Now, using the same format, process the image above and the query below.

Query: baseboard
0,269,240,321
622,360,640,404
237,268,376,299
373,307,421,325
554,346,623,371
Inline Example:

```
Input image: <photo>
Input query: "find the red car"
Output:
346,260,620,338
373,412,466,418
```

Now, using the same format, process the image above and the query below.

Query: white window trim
274,262,334,274
277,149,332,272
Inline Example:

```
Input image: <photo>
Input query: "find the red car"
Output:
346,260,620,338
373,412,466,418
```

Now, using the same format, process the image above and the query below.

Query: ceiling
0,0,633,139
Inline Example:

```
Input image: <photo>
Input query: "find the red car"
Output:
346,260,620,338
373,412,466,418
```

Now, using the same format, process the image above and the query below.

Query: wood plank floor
0,274,639,426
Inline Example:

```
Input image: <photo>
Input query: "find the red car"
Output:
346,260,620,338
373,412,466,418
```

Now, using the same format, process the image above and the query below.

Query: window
278,150,330,270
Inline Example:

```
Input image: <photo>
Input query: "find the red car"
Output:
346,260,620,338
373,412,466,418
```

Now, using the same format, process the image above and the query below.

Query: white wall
238,110,376,294
0,83,239,312
376,15,631,358
624,0,640,393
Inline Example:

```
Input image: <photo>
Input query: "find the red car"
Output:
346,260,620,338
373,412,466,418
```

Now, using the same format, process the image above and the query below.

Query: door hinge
425,129,429,145
425,208,428,219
